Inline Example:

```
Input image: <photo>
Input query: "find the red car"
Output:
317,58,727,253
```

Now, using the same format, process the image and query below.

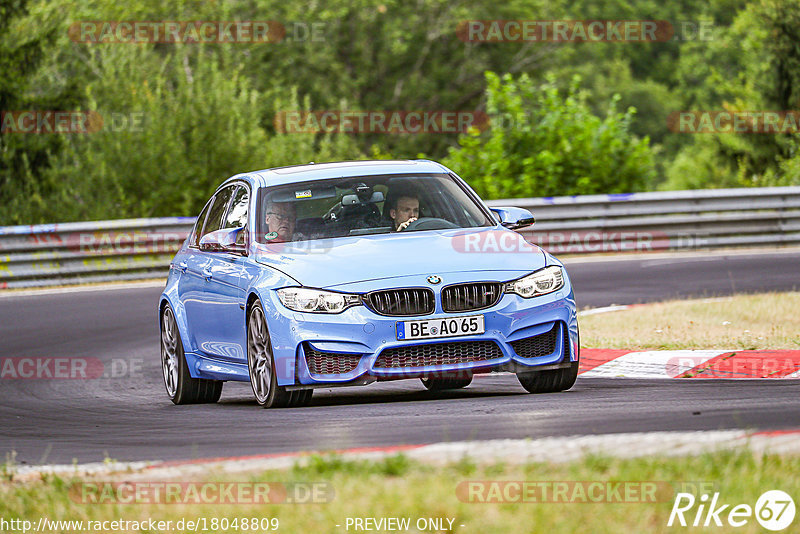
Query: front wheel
516,362,578,393
517,326,580,394
247,301,312,408
161,304,222,404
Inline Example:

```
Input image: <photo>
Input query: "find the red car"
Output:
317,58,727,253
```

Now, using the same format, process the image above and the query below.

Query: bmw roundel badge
427,275,442,284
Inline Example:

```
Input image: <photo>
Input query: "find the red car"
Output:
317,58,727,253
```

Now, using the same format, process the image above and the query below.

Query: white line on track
0,280,165,298
577,305,630,316
561,246,800,265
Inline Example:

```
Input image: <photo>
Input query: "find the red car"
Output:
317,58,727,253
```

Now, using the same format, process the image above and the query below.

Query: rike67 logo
668,490,795,531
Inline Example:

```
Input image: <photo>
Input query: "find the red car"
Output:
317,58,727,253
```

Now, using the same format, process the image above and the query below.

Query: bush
442,72,655,199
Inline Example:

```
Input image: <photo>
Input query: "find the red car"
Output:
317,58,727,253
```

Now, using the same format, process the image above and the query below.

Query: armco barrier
1,186,799,289
495,186,800,254
0,217,194,289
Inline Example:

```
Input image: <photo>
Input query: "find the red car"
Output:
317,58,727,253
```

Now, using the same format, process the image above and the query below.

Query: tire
161,304,223,405
421,374,473,391
516,325,580,394
247,301,313,408
517,362,578,394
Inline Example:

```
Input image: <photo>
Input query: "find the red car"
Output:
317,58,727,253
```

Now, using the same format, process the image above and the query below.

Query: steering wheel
402,217,460,231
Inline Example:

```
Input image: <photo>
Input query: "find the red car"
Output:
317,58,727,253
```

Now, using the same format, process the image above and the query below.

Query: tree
665,0,800,188
443,72,655,198
0,0,77,224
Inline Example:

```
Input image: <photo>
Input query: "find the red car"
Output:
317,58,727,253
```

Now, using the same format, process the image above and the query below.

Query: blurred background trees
443,72,655,198
1,0,799,224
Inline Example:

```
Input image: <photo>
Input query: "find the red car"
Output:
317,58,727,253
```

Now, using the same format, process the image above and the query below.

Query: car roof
218,160,451,189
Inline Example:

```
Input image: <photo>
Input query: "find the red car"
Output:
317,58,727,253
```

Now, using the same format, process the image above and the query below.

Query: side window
190,199,213,247
201,185,236,239
223,186,249,230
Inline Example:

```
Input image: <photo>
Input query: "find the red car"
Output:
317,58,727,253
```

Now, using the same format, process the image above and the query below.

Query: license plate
396,315,485,341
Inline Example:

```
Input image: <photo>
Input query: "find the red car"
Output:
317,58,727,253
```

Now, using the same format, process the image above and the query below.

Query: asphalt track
1,250,799,465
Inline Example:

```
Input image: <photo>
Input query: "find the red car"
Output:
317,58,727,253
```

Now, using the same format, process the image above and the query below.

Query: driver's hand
397,217,417,231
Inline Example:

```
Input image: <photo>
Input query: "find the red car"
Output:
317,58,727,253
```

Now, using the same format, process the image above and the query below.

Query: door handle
178,261,188,273
202,268,213,282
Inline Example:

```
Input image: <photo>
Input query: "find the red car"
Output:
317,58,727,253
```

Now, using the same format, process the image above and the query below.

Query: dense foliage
443,73,655,198
1,0,799,224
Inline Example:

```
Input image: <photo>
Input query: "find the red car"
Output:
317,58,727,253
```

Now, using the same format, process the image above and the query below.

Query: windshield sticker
295,189,312,199
265,232,279,240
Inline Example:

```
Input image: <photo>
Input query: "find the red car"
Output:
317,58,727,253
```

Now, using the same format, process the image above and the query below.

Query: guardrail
1,186,798,289
497,186,800,254
0,218,194,289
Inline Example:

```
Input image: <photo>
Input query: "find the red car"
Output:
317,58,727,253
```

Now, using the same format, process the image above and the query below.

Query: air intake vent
365,288,434,316
442,282,502,312
304,344,362,375
374,340,502,369
509,324,559,358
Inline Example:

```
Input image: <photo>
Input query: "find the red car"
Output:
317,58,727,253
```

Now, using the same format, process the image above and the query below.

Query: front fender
158,265,198,375
244,265,303,386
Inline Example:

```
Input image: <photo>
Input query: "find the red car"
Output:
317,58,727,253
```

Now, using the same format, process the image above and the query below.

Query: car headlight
504,266,565,298
277,287,361,313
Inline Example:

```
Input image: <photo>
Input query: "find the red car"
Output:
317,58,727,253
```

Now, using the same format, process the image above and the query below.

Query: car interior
259,174,491,243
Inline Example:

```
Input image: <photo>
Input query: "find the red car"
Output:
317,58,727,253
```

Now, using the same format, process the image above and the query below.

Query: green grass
580,292,800,350
2,450,798,533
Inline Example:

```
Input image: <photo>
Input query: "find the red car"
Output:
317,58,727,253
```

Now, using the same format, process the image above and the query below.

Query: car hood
252,227,546,289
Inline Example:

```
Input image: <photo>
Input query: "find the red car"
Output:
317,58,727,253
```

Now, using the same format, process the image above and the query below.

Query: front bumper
266,284,578,387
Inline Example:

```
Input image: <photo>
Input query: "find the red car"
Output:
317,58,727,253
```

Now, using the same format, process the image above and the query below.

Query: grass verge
1,450,797,533
580,292,800,350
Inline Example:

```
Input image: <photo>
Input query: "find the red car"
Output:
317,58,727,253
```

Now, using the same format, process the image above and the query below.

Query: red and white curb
574,300,800,378
9,430,800,482
579,349,800,379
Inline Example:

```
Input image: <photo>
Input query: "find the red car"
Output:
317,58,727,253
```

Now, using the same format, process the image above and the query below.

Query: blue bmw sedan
159,160,579,407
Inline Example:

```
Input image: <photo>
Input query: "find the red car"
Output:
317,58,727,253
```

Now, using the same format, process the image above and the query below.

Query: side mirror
199,227,247,254
490,207,535,230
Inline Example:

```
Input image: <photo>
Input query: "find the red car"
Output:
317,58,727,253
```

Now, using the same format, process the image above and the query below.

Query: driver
264,201,296,242
388,195,419,231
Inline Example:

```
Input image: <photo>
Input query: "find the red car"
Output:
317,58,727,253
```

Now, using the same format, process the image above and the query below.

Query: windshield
255,173,494,243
